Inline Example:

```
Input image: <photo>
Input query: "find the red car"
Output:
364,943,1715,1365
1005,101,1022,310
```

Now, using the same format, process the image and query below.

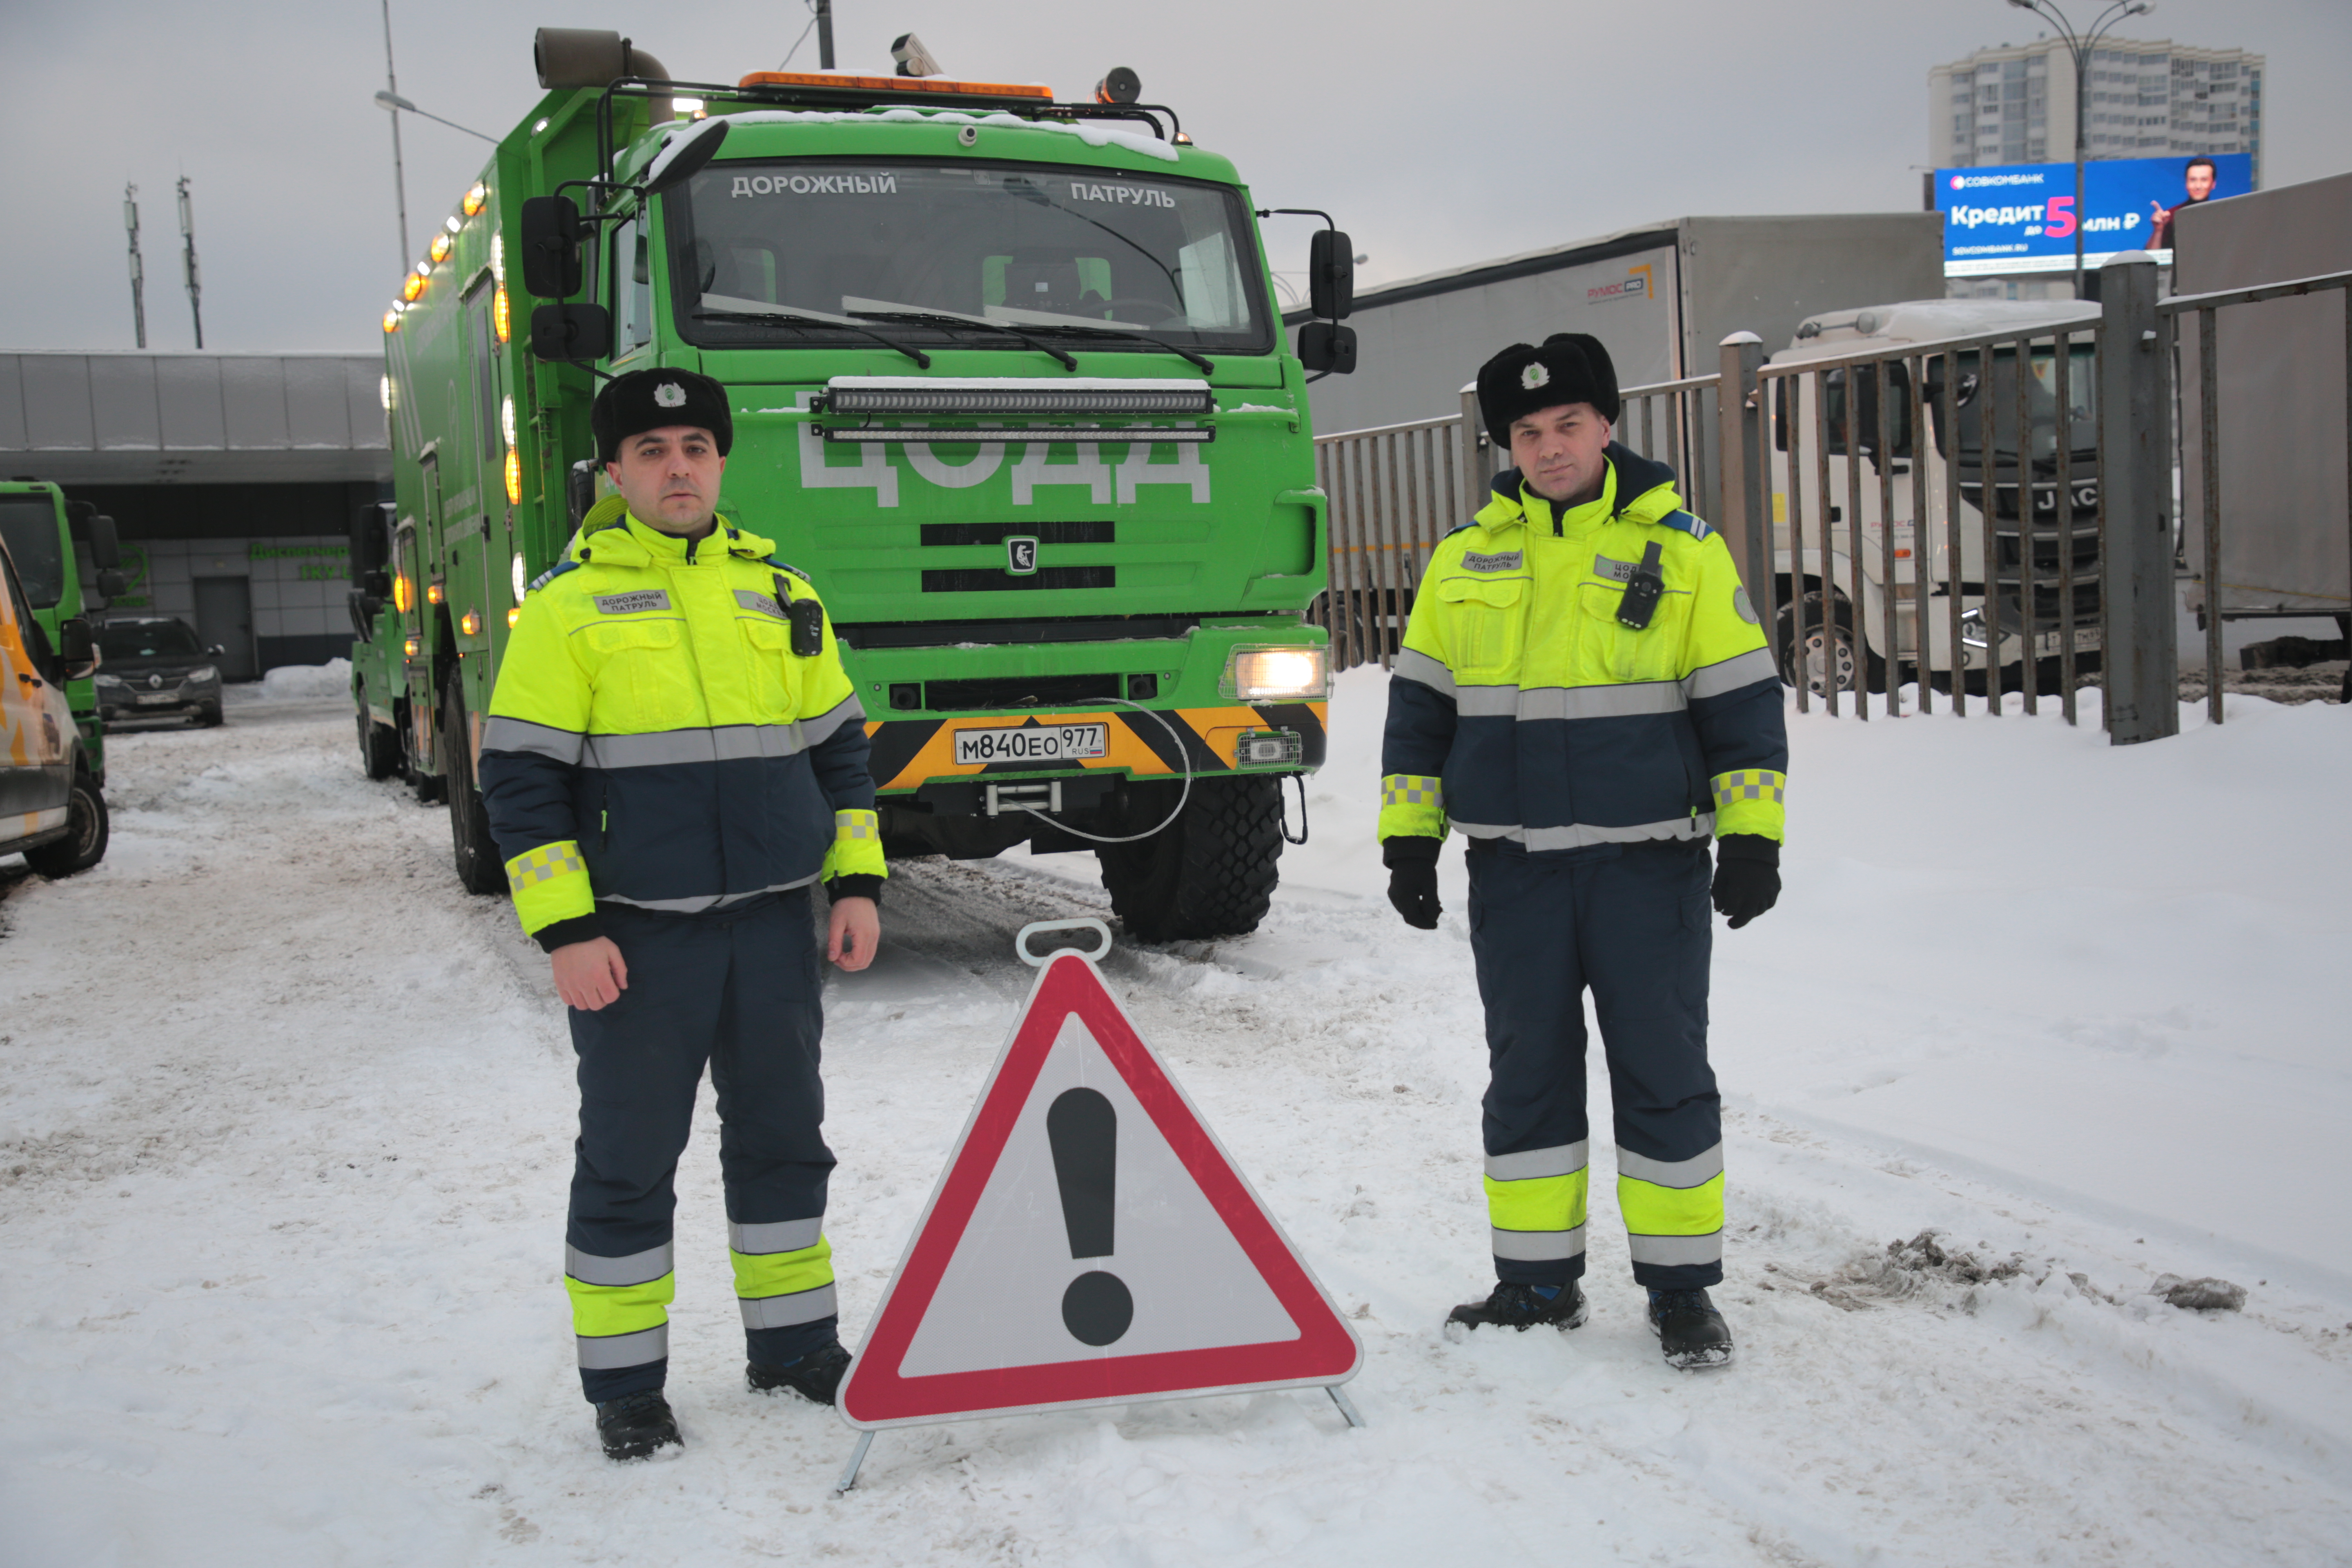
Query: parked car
1,531,107,875
94,617,224,727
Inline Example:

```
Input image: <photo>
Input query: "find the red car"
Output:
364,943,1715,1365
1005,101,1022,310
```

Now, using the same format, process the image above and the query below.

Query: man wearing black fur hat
1377,334,1786,1369
480,367,886,1457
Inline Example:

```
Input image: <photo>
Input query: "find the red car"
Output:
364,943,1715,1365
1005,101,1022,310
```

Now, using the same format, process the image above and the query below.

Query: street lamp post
2006,0,2153,298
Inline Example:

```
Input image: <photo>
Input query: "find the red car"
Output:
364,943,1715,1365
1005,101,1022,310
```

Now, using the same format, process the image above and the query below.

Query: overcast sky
3,0,2345,354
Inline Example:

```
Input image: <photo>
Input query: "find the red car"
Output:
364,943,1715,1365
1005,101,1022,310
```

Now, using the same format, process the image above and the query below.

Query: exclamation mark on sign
1047,1087,1134,1346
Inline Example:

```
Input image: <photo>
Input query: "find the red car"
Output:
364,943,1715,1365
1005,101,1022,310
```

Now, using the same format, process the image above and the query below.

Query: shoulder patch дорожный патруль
1460,550,1524,573
593,590,673,615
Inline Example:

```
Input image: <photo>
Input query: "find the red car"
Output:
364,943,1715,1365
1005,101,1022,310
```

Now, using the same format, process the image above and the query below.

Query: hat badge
1521,362,1550,391
654,381,687,408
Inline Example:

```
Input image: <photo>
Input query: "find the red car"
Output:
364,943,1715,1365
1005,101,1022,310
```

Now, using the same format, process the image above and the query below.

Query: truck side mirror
1298,321,1357,376
533,303,614,362
95,569,127,601
640,118,729,198
1308,230,1354,321
56,617,96,679
87,514,121,570
350,503,392,575
364,570,393,599
520,195,585,299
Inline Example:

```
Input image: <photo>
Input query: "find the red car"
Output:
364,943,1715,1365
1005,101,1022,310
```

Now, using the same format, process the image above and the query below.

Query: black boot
747,1339,852,1405
595,1390,682,1460
1647,1288,1734,1369
1446,1279,1588,1332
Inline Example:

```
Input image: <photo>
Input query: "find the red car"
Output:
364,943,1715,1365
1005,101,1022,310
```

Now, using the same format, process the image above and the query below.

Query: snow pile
2,670,2349,1565
251,657,350,701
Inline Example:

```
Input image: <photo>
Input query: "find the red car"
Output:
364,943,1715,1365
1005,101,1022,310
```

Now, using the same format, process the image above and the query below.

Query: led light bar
820,425,1212,444
824,386,1213,416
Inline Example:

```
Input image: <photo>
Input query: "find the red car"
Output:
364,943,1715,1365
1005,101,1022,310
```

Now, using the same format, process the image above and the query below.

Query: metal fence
1312,257,2351,744
2160,269,2352,726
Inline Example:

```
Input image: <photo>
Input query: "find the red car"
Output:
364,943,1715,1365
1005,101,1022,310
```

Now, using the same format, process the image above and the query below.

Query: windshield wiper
1009,320,1214,374
845,306,1078,372
691,298,931,368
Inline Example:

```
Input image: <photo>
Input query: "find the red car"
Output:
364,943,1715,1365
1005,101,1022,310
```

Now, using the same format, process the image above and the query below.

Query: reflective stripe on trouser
1485,1142,1589,1265
730,1218,838,1332
1466,839,1725,1290
566,887,837,1402
1617,1145,1725,1274
565,1242,675,1371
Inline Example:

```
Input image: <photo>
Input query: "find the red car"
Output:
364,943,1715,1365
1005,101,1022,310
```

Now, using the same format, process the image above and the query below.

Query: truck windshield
0,496,65,608
99,621,201,659
1944,343,2099,468
666,158,1273,356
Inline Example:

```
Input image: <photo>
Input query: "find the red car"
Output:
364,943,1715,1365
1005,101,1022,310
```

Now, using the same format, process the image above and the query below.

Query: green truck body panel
0,481,106,784
355,86,1330,839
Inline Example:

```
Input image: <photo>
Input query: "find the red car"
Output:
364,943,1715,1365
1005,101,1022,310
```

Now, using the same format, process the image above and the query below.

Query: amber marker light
463,183,488,216
401,272,425,302
507,607,523,629
392,575,415,613
504,447,523,504
428,232,452,264
460,610,481,636
383,309,401,334
493,286,510,343
425,582,445,606
403,635,421,657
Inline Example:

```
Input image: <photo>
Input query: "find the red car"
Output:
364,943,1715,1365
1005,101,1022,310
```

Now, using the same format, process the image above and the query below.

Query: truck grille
922,567,1116,592
920,521,1114,546
923,674,1123,710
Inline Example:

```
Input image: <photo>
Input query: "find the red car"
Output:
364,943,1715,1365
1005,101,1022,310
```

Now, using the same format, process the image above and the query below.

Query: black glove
1383,837,1442,930
1711,834,1780,929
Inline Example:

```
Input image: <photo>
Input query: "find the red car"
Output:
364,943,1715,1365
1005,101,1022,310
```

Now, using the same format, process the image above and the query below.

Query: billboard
1937,153,2255,276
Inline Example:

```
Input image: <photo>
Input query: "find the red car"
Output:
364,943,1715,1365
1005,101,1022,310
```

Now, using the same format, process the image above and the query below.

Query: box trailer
2172,169,2352,631
1292,213,1945,452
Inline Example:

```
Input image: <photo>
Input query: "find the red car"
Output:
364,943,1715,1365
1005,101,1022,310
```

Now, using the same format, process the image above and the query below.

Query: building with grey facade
0,352,388,677
1930,36,2263,179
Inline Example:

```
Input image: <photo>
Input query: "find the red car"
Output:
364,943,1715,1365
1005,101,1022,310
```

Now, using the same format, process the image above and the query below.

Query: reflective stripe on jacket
481,497,886,939
1378,444,1787,852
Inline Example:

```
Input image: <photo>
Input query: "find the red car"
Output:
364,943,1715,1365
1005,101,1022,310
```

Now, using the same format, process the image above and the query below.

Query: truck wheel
24,770,109,878
1096,775,1283,943
441,684,508,895
1773,590,1886,698
356,695,399,780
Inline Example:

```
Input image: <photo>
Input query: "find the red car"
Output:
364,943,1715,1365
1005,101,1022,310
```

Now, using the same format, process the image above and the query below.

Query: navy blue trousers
1466,840,1725,1291
567,889,837,1401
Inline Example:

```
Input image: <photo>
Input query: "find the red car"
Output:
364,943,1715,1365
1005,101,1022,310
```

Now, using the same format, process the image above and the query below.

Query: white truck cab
1764,298,2103,695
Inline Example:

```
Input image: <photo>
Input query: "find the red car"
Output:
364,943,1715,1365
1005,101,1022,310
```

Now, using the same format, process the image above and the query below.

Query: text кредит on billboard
1935,153,2254,277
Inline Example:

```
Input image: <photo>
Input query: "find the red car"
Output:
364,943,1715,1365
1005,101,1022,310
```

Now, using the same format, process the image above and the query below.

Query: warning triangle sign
838,951,1363,1429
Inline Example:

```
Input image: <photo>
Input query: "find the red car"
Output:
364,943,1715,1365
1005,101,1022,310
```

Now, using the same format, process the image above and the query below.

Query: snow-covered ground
2,671,2348,1567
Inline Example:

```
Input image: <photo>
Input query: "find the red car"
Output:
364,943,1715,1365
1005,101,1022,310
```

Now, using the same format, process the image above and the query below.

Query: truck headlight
1221,645,1329,701
1957,609,1989,650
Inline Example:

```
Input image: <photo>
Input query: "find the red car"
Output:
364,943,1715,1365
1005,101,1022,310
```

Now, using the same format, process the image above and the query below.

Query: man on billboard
2151,156,2218,251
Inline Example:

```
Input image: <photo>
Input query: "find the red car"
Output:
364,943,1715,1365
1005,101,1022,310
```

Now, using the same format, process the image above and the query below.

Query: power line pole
177,176,204,350
123,183,147,350
381,0,412,274
816,0,835,69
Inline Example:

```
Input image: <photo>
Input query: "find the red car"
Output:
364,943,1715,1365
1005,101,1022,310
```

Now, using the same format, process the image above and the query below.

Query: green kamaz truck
0,481,125,874
351,29,1355,940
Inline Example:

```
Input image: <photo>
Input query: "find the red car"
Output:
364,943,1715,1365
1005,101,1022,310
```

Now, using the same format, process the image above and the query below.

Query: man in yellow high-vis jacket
479,369,886,1458
1379,334,1786,1370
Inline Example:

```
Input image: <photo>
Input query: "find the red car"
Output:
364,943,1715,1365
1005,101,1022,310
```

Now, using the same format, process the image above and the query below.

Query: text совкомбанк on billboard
1936,153,2254,276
